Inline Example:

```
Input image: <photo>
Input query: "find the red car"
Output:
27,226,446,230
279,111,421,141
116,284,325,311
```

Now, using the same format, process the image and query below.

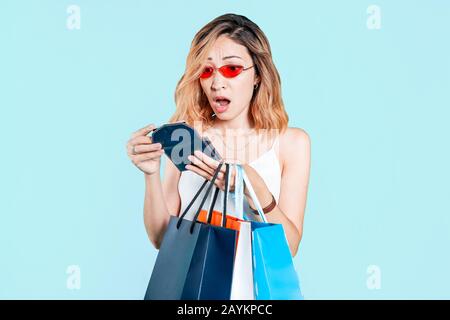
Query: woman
126,13,311,257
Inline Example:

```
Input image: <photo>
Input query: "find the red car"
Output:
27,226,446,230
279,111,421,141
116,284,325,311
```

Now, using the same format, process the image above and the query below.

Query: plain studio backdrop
1,0,449,299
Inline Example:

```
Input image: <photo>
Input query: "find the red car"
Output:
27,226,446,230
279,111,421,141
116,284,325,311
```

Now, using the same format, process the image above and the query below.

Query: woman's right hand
126,124,165,175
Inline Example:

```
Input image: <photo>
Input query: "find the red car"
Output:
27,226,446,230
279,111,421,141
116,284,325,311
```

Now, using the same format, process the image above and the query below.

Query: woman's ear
253,75,260,87
254,80,260,90
254,72,262,88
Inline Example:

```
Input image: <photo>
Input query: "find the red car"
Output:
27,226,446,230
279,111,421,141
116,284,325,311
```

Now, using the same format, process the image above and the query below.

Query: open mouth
213,96,231,113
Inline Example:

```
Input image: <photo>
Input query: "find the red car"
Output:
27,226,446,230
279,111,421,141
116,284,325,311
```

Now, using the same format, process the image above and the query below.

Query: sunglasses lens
220,65,243,78
200,66,214,79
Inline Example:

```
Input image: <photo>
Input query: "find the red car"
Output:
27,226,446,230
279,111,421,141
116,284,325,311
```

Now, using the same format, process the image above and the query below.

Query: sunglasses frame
199,64,255,79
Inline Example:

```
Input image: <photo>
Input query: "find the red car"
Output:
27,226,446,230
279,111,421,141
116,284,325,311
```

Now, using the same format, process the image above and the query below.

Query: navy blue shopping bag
144,162,237,300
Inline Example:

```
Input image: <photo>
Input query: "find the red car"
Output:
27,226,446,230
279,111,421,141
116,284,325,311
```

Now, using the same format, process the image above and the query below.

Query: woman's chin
214,111,233,120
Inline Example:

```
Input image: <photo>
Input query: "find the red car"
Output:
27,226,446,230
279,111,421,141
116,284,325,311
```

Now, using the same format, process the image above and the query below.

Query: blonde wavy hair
169,13,288,133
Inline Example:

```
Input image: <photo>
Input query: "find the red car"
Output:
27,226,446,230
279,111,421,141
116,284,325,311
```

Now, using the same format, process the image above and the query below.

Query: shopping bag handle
177,161,224,231
234,163,244,220
222,163,231,227
238,165,268,223
204,163,231,228
177,180,208,224
206,186,220,225
190,161,225,233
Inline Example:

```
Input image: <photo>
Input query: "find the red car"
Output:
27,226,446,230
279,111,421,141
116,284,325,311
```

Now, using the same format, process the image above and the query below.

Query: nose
211,72,226,91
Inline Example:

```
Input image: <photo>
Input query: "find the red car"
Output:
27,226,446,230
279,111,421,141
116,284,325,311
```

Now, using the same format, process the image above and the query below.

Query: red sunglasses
199,64,254,79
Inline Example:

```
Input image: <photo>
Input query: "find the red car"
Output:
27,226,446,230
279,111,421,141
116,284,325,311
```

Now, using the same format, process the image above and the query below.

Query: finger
186,164,212,181
227,166,236,191
127,140,159,156
131,124,157,139
187,164,224,182
187,165,227,192
193,150,225,174
127,137,155,154
132,143,162,155
215,173,226,191
213,164,235,192
223,165,234,191
132,150,164,163
128,135,152,147
212,171,226,185
194,150,225,178
187,154,215,176
230,166,236,182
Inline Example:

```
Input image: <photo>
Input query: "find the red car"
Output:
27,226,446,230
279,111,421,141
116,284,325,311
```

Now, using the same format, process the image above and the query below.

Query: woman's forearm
143,173,171,249
247,187,301,256
243,165,301,256
264,208,302,256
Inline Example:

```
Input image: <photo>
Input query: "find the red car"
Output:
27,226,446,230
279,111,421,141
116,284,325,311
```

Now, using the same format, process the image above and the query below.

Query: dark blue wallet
150,121,222,172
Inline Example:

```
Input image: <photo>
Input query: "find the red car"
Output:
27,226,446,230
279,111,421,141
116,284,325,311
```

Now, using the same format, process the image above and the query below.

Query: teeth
215,99,230,106
219,100,229,106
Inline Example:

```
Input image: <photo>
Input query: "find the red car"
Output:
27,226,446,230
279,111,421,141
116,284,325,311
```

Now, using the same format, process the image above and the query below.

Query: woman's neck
211,111,255,135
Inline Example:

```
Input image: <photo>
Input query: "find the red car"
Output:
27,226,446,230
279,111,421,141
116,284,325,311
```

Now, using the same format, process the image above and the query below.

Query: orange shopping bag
198,209,241,231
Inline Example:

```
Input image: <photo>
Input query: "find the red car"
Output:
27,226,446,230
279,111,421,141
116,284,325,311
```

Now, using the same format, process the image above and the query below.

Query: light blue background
1,0,449,299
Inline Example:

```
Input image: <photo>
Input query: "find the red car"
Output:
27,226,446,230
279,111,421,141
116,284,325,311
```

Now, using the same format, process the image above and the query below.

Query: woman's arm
143,159,181,249
127,123,181,250
244,128,311,257
184,127,311,256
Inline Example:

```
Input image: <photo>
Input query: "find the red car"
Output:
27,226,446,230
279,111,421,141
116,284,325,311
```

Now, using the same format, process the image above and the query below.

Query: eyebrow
207,55,243,61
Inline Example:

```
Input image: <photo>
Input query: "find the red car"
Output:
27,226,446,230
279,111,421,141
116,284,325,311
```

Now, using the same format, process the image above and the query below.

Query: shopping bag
226,163,253,300
195,163,254,300
240,165,304,300
230,220,254,300
182,163,237,300
197,163,241,233
144,161,237,300
251,222,303,300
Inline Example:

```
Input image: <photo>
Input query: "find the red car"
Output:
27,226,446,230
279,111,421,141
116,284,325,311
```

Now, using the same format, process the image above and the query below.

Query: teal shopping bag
235,165,303,300
251,223,303,300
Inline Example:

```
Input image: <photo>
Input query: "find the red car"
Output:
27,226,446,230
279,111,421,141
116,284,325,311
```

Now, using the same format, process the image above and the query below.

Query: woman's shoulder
280,127,310,143
278,127,311,166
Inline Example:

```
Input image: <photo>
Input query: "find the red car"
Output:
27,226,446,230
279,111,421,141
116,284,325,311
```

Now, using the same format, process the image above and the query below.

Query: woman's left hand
187,150,275,212
186,150,237,192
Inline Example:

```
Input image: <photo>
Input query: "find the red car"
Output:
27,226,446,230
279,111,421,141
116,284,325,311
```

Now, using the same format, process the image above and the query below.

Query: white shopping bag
230,221,254,299
230,164,255,300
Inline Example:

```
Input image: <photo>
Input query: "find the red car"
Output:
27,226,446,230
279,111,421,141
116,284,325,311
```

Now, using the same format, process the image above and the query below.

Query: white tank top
177,136,281,220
